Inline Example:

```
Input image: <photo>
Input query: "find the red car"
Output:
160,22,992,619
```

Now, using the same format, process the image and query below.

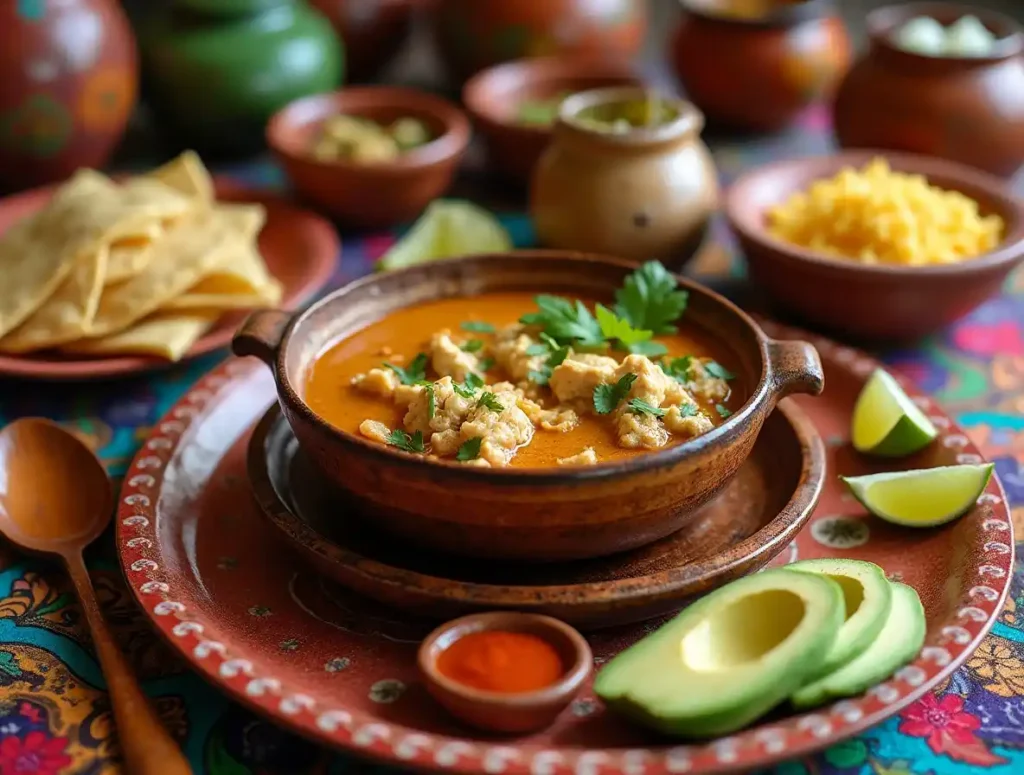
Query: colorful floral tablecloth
1,107,1023,775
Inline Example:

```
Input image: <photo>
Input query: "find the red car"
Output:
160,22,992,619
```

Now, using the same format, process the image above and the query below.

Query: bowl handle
232,309,292,366
766,339,825,400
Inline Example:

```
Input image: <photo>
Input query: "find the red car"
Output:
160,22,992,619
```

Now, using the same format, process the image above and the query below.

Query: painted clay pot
140,0,343,157
0,0,138,192
671,0,851,132
430,0,646,83
310,0,420,82
530,88,719,267
834,3,1024,180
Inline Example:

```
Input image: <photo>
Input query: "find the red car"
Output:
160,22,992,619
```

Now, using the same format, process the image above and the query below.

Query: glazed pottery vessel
0,0,138,192
833,3,1024,179
462,57,642,184
671,0,851,132
310,0,419,82
530,88,719,266
140,0,343,156
430,0,646,83
418,613,592,733
726,151,1024,342
232,252,824,562
266,87,470,228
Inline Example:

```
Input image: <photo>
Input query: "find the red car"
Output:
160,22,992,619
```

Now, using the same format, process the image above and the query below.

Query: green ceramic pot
142,0,343,156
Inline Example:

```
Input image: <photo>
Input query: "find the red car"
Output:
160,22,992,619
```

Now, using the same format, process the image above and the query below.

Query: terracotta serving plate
0,178,338,381
117,323,1013,774
247,399,824,629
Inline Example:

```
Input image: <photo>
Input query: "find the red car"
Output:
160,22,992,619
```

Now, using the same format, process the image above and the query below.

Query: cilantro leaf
461,339,484,353
595,303,655,346
525,343,549,356
477,392,504,413
527,344,570,386
548,346,570,369
384,352,428,385
461,321,496,334
661,355,694,384
478,357,495,372
678,403,698,417
527,370,550,385
520,295,604,346
705,360,735,381
716,404,733,418
424,384,435,420
628,340,668,357
464,372,484,390
614,261,689,335
456,437,483,461
387,429,425,453
594,373,638,415
628,398,667,417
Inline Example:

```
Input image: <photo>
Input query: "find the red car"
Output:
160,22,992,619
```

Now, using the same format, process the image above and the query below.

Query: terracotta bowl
266,87,471,228
417,612,592,733
462,57,643,184
726,150,1024,342
231,251,824,562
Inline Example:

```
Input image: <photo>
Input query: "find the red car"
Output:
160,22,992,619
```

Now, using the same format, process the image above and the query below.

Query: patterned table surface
1,107,1023,775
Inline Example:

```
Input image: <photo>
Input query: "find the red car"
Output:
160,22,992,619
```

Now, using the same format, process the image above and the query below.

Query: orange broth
303,292,744,468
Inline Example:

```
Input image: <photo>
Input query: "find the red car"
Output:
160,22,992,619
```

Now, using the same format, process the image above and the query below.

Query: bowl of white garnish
832,2,1024,179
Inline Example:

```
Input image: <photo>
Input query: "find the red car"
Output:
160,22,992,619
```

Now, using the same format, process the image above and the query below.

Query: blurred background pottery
833,3,1024,180
463,57,642,185
725,151,1024,342
267,87,470,228
140,0,343,157
310,0,420,82
430,0,647,84
671,0,851,133
0,0,138,192
530,87,719,266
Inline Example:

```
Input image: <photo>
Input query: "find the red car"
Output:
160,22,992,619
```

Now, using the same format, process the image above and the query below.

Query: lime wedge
842,464,994,528
851,369,938,457
378,200,513,271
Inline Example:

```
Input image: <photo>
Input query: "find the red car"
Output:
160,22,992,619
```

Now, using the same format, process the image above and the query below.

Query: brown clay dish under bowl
462,56,642,184
417,612,592,734
231,252,824,563
266,86,470,228
726,150,1024,342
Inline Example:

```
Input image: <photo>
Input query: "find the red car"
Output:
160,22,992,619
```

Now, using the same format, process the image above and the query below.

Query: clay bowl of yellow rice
725,150,1024,341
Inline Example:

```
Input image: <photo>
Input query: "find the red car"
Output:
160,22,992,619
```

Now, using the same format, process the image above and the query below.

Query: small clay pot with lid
530,88,718,266
671,0,851,132
833,3,1024,179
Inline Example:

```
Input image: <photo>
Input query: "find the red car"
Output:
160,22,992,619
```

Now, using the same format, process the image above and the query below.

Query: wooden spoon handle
65,553,192,775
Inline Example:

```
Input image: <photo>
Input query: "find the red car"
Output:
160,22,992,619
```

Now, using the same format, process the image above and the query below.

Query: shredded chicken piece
429,329,480,381
557,448,598,466
664,405,715,438
549,353,619,407
351,368,399,398
459,386,534,467
685,358,731,402
520,396,579,432
358,419,391,444
492,325,547,381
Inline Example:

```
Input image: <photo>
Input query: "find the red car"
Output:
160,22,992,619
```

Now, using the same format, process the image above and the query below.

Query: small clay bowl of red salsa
418,612,593,733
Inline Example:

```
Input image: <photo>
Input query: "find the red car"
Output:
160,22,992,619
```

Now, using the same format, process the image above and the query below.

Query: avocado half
593,568,845,738
793,581,926,709
785,558,893,679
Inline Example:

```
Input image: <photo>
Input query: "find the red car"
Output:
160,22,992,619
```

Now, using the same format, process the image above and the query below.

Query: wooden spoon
0,417,191,775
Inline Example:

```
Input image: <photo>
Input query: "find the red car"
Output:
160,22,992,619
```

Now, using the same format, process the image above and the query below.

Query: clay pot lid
868,2,1024,64
556,86,706,149
680,0,838,28
726,149,1024,278
266,86,471,174
417,612,592,733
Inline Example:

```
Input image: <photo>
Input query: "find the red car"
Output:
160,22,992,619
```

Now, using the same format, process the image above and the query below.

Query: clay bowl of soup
232,252,824,562
725,150,1024,342
462,57,643,184
266,87,471,228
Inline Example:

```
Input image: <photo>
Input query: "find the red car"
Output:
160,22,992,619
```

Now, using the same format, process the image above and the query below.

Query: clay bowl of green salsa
463,56,643,184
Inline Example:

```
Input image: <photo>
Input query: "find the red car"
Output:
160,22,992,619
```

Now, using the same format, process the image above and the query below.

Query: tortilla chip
0,246,109,352
105,224,163,285
62,311,218,361
87,203,265,338
162,239,283,312
150,151,215,203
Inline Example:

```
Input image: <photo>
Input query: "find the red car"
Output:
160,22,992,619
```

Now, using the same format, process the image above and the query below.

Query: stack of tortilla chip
0,152,283,362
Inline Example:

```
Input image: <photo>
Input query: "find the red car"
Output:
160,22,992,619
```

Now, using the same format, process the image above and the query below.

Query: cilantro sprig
476,392,504,413
520,295,604,347
594,373,638,415
527,333,571,386
456,437,483,461
628,398,666,417
387,429,425,453
461,339,484,353
705,361,735,381
453,372,484,398
716,404,733,418
461,321,496,334
661,355,694,384
614,261,689,335
385,352,428,385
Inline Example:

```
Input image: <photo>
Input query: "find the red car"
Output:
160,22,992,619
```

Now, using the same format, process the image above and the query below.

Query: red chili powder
436,630,566,693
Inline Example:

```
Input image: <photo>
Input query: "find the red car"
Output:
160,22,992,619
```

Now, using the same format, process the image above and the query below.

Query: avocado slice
594,569,845,738
785,558,893,679
792,582,926,709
